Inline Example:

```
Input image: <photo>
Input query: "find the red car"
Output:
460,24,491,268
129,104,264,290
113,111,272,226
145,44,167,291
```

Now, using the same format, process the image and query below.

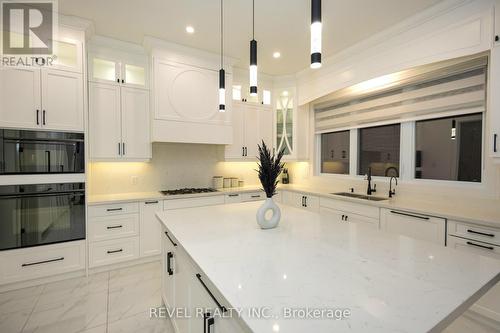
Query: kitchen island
156,202,500,333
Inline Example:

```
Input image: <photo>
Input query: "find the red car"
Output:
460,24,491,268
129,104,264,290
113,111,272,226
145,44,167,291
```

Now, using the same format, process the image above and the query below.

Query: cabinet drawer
240,191,265,202
320,197,379,219
164,195,225,210
448,221,500,246
381,209,445,245
224,193,242,204
89,237,139,268
0,241,85,284
88,202,139,217
282,191,319,212
88,214,139,242
447,236,500,260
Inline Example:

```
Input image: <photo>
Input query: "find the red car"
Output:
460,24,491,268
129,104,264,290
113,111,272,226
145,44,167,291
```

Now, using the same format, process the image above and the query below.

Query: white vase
256,197,281,229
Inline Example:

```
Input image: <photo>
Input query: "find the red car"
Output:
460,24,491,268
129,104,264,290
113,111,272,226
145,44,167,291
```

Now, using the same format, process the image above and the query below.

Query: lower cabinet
140,200,163,257
320,207,379,229
282,191,319,212
0,241,85,285
380,208,445,245
89,237,140,267
161,226,248,333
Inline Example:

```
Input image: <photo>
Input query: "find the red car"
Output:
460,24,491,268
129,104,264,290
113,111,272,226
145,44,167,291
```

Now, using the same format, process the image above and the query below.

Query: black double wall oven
0,129,86,251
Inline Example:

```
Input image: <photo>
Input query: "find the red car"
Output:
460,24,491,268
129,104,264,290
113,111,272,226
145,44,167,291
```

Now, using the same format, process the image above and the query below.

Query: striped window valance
314,55,487,134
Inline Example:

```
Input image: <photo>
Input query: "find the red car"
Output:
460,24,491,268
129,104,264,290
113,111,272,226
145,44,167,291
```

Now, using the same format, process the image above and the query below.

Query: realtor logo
1,1,54,55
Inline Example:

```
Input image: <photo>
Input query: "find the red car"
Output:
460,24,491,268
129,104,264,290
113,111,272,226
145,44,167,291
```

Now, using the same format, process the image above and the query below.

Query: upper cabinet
51,38,83,73
495,2,500,47
88,41,151,161
225,102,273,160
274,87,309,161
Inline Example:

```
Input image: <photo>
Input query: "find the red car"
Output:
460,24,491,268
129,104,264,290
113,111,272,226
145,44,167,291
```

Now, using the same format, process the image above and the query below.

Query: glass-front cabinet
88,50,148,88
51,38,83,73
276,89,294,156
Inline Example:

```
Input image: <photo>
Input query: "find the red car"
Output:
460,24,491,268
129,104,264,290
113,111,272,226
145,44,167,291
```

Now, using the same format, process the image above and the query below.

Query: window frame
315,114,486,187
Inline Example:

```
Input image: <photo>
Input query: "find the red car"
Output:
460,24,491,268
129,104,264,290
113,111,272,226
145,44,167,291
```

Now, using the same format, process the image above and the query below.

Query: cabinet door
380,209,445,245
89,54,120,84
162,228,177,311
320,207,345,223
259,107,273,151
120,87,151,159
123,62,148,88
282,191,305,209
140,200,162,257
244,105,260,158
89,82,122,159
490,47,500,158
0,67,41,129
41,69,84,131
225,103,246,158
51,39,83,73
154,59,226,124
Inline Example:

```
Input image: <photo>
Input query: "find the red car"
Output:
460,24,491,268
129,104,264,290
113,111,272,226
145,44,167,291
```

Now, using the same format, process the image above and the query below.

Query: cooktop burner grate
160,188,218,195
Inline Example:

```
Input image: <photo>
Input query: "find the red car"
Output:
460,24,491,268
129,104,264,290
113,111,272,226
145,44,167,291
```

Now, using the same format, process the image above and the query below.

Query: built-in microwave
0,182,85,251
0,129,84,175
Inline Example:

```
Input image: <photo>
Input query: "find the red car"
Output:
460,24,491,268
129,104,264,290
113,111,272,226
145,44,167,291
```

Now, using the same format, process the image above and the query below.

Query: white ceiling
59,0,444,75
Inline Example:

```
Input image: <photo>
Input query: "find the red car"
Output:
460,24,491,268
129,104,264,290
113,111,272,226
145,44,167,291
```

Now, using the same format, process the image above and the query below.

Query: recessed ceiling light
185,26,195,34
273,51,281,58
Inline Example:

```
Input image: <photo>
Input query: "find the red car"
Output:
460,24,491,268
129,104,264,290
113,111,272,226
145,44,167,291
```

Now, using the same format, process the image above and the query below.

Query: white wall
89,143,261,195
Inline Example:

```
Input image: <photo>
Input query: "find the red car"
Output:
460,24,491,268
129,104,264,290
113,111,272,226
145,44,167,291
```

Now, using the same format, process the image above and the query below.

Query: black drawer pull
145,200,159,204
107,249,123,254
107,225,123,229
106,208,123,212
467,229,495,238
494,134,498,153
250,195,261,198
228,194,239,197
22,257,64,267
204,312,215,333
196,273,227,313
167,252,173,276
466,241,494,251
390,210,429,220
164,232,177,247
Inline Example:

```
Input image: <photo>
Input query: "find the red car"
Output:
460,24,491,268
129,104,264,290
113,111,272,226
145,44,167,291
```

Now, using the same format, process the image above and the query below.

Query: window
320,131,350,174
358,124,400,177
415,113,482,182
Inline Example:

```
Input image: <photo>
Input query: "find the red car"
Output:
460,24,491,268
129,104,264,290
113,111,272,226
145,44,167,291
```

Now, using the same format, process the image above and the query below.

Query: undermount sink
332,192,388,201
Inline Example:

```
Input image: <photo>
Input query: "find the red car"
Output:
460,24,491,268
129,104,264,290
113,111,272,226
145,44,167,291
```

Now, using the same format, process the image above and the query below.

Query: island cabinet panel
140,200,163,257
161,226,248,333
320,207,379,229
282,191,319,212
320,197,379,219
380,209,445,245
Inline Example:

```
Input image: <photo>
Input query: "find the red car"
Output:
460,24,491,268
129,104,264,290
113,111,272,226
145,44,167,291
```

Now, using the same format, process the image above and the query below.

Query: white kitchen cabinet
495,2,500,47
225,102,273,159
163,195,225,210
89,82,151,160
89,236,140,268
89,52,148,89
380,209,446,245
320,197,380,219
0,67,84,131
140,200,163,257
41,69,84,131
241,191,265,202
489,46,500,160
320,207,379,229
224,193,242,204
0,67,41,129
282,191,320,212
88,214,139,242
51,38,83,73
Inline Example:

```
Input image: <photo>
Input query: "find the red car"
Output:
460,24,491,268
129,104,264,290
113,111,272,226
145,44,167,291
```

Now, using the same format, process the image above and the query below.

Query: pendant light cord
221,0,223,68
252,0,255,39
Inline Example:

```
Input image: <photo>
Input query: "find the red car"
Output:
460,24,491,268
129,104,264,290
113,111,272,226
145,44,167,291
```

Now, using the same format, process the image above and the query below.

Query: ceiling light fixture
249,0,258,96
310,0,322,69
219,0,225,112
185,26,195,34
273,51,281,58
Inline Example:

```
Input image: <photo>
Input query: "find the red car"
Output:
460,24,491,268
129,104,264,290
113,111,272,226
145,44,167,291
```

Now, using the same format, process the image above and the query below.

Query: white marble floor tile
109,262,160,293
0,285,43,314
107,310,174,333
23,291,108,333
78,324,107,333
108,277,162,323
0,307,31,333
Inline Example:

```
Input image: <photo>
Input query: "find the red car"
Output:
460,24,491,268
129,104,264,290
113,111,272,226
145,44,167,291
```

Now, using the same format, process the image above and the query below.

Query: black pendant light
310,0,322,69
249,0,258,96
219,0,225,112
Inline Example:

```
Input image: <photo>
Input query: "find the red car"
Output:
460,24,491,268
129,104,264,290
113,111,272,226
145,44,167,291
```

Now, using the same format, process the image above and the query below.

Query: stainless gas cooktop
160,188,218,196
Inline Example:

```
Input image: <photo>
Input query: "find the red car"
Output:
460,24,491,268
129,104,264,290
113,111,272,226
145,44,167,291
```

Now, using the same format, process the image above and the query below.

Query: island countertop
156,202,500,333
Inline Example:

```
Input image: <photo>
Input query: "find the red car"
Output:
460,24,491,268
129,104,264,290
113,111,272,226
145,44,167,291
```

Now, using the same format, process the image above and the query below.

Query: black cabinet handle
22,257,64,267
466,241,494,251
121,79,124,84
167,252,173,275
118,143,121,155
341,214,345,221
42,110,46,125
164,231,177,247
107,225,123,229
467,229,495,238
242,147,245,157
251,195,261,198
304,196,308,207
345,215,348,221
204,312,215,333
122,143,125,155
145,200,159,204
390,210,429,220
196,273,227,313
494,134,498,153
301,196,305,207
36,109,40,125
117,78,120,83
107,249,123,254
106,207,123,212
228,194,239,197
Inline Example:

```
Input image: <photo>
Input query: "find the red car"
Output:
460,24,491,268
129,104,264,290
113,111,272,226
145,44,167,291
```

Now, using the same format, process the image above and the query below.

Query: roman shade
314,55,487,134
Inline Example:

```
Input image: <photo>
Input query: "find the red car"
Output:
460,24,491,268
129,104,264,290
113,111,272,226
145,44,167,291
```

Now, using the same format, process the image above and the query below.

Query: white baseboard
89,255,161,274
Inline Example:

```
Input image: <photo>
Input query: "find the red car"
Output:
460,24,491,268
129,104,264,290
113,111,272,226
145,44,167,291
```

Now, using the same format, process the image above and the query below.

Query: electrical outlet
131,176,138,185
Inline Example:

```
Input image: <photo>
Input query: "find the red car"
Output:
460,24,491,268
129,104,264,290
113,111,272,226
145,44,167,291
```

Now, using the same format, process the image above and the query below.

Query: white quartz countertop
157,202,500,333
